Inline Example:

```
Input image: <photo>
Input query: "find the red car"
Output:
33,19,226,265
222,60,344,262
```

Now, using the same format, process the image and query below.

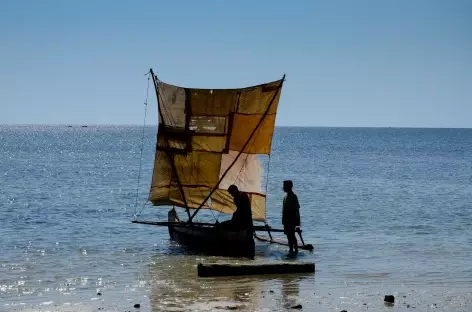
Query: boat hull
168,209,255,259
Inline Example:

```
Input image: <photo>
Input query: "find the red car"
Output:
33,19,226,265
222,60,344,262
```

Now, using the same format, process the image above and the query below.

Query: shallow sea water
1,125,471,311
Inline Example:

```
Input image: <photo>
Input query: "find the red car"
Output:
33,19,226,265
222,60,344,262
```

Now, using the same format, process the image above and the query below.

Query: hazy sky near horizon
1,0,471,127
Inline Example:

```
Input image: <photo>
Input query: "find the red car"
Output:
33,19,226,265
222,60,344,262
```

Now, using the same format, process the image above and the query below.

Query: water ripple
1,125,471,311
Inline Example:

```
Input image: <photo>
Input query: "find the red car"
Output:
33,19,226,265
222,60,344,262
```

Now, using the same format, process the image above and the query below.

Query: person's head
283,180,293,193
228,184,240,197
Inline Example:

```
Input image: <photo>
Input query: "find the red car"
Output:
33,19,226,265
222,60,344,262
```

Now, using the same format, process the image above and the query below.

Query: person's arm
282,198,285,225
294,195,301,226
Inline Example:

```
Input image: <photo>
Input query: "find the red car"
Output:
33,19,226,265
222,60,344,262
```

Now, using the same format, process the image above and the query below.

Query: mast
150,68,192,220
188,75,285,223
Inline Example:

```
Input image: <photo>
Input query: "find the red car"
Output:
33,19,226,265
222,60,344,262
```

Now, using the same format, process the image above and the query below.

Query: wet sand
4,251,472,312
6,280,471,312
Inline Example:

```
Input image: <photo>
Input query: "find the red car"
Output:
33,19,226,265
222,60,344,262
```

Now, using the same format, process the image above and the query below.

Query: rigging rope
214,95,269,221
264,154,271,226
133,72,150,220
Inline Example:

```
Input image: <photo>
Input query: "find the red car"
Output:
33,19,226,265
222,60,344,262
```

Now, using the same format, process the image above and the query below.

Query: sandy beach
4,250,472,312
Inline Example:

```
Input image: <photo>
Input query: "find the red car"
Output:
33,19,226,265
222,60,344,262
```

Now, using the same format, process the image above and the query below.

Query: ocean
1,125,471,312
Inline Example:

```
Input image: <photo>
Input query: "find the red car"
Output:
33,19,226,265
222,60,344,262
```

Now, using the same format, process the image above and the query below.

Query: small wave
344,273,389,278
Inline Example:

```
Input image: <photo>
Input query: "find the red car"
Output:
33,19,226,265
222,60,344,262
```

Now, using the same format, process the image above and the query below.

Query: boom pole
188,75,285,223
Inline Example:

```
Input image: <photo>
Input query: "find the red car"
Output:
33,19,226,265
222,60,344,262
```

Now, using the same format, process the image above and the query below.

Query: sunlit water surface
1,125,471,311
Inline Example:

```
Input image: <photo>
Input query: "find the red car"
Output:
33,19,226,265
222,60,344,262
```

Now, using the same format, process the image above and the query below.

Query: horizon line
1,123,471,130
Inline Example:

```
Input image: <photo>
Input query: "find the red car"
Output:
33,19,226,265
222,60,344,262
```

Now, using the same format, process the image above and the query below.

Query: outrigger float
132,69,313,259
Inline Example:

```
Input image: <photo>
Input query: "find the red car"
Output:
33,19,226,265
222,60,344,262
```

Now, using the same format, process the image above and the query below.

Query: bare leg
286,234,293,253
287,233,293,253
287,230,298,254
293,233,298,254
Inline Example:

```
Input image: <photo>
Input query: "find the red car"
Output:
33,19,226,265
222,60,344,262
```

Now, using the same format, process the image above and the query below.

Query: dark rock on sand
291,304,302,309
384,295,395,303
134,303,140,308
341,310,347,312
97,292,102,296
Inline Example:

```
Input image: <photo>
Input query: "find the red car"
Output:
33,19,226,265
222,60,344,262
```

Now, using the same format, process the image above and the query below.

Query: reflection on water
147,250,311,312
281,275,301,309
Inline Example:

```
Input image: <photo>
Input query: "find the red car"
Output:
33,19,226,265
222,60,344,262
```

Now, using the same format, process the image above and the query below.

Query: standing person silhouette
282,180,300,254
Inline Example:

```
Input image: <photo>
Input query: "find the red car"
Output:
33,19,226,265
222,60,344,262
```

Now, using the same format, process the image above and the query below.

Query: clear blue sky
1,0,471,127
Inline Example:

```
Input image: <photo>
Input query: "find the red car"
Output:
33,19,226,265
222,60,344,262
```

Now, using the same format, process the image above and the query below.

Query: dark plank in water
197,262,315,277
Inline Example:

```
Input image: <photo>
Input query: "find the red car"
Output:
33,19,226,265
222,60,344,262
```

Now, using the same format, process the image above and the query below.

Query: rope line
133,73,150,220
264,154,271,225
212,92,270,221
135,200,150,220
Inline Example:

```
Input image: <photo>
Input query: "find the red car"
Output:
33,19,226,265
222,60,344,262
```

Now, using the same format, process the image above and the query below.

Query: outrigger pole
132,220,314,251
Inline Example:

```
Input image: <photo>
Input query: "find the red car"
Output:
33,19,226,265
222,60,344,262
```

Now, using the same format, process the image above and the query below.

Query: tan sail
148,76,284,222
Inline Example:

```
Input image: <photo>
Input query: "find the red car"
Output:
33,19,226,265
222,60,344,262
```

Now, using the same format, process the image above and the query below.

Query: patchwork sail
148,73,284,222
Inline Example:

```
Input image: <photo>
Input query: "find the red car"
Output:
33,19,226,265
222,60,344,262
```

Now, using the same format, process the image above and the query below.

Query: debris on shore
384,295,395,304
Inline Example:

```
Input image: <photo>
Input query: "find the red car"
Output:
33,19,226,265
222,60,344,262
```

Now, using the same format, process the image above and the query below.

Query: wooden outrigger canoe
132,209,313,259
132,69,313,259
